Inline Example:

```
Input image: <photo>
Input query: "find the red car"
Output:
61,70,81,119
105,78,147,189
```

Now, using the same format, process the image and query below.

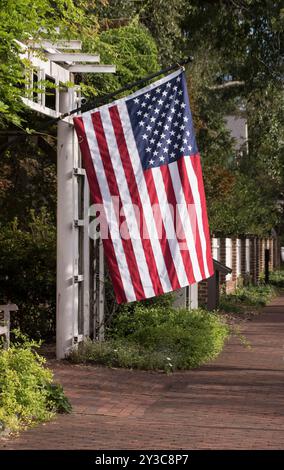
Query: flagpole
59,56,193,121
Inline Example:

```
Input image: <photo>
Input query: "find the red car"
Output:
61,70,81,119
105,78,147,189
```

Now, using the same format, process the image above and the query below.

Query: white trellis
18,39,116,358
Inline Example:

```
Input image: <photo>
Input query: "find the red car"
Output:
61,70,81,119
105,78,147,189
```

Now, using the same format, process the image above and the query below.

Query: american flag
74,69,214,303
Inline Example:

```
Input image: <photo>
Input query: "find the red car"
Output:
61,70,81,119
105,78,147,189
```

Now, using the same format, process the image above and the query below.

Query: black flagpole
57,56,193,122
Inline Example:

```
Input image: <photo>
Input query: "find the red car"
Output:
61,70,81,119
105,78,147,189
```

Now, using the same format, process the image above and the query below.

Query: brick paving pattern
1,295,283,449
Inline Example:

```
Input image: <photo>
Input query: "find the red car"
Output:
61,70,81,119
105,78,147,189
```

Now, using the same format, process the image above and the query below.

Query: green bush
0,209,56,340
220,284,276,312
0,332,71,432
69,305,229,371
269,269,284,288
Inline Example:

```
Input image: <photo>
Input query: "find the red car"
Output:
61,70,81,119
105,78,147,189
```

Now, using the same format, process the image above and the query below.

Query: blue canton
126,72,198,170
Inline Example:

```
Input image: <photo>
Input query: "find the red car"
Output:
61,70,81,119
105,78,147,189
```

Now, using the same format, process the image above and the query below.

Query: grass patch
0,331,71,434
69,305,230,372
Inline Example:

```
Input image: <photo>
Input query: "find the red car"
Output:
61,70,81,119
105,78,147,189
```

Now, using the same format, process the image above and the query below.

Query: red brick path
1,295,284,449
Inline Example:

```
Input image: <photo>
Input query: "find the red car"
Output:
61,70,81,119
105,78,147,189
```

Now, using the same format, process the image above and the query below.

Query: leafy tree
0,0,99,128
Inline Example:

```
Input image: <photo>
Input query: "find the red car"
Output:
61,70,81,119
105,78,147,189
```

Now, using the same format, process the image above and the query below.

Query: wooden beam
31,40,82,50
46,53,100,63
21,97,60,118
67,64,116,73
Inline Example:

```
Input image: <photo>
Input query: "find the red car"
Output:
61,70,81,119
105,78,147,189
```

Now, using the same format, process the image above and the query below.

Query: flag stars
128,72,197,170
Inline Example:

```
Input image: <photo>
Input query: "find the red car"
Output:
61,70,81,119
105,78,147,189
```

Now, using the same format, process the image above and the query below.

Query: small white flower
166,357,171,361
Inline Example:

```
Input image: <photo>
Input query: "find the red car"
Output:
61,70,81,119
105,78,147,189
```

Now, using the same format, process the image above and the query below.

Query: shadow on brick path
1,295,284,450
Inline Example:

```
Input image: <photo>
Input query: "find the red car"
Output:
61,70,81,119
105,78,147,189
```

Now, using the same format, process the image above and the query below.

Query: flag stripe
91,111,147,301
184,155,211,278
73,116,128,303
151,166,190,288
98,106,156,298
82,113,137,302
117,102,174,294
143,168,181,291
175,158,206,281
160,163,197,284
159,164,195,284
109,105,165,296
190,155,214,277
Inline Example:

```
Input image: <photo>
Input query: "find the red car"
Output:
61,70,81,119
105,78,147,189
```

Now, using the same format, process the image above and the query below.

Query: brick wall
198,280,208,307
197,234,280,310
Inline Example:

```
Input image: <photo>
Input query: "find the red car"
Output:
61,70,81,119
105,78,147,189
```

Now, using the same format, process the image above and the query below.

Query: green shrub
220,284,276,312
0,332,71,432
69,305,229,371
269,269,284,288
0,209,56,340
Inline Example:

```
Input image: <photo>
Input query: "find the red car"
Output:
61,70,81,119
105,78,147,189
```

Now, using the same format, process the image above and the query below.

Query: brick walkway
1,295,284,450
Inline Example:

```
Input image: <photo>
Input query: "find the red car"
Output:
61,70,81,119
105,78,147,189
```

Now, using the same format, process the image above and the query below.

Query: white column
56,88,78,359
225,238,232,280
212,237,220,261
245,238,250,274
236,238,241,277
188,283,198,309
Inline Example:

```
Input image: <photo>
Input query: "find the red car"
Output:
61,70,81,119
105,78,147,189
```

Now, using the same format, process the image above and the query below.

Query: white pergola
18,39,115,358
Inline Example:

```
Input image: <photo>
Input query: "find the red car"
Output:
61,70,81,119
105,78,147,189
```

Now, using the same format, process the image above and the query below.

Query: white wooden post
245,238,250,274
236,238,241,277
225,238,232,281
17,40,115,357
212,237,220,261
56,88,77,359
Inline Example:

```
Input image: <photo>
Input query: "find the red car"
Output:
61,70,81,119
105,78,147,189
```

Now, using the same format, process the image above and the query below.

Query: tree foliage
0,0,99,128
